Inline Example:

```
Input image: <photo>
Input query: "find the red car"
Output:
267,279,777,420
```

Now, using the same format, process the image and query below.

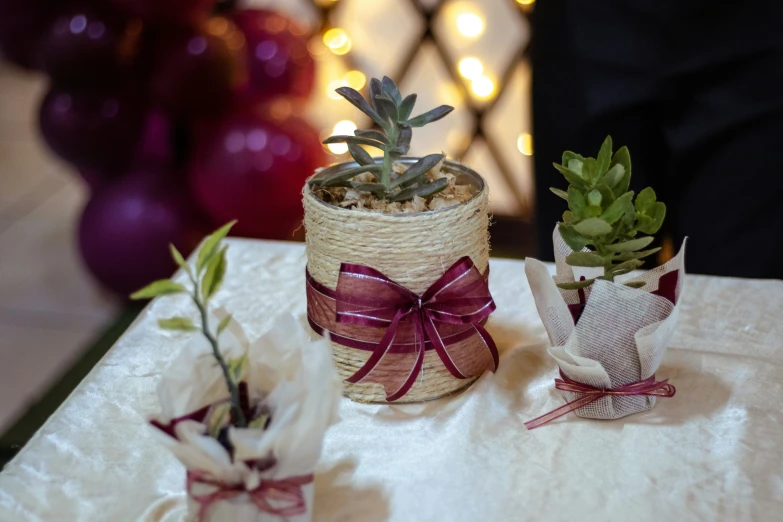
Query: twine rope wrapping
524,370,676,430
307,257,498,401
302,164,490,403
186,470,312,522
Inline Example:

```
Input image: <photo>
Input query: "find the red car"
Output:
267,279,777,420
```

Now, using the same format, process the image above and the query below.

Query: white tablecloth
1,239,781,521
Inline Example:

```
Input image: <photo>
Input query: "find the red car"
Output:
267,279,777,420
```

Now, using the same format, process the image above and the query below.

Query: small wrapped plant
309,76,454,203
550,136,667,291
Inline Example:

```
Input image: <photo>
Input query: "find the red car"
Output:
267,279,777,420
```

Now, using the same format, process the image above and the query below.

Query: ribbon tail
474,323,499,372
524,393,603,430
423,312,467,379
385,314,425,402
345,309,405,385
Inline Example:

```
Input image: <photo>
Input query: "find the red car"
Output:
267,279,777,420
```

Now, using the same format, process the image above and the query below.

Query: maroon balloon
0,0,54,70
79,169,207,296
189,111,322,239
41,7,134,86
39,85,145,170
232,9,315,102
149,19,243,117
108,0,217,25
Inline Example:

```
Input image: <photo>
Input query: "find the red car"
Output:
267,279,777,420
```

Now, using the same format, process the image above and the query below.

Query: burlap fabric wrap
525,227,686,419
302,163,491,403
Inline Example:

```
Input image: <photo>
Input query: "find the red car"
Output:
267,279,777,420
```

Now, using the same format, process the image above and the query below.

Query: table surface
1,239,782,522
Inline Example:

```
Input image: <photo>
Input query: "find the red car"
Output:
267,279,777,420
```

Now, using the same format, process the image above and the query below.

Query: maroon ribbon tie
524,370,676,429
313,256,498,401
187,470,313,522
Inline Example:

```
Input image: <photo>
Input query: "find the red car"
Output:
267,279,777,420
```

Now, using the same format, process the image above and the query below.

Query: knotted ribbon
524,370,676,430
306,256,498,401
187,470,312,522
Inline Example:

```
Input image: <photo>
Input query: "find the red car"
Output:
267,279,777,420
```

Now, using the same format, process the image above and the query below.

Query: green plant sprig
551,136,666,290
131,221,247,428
308,76,454,203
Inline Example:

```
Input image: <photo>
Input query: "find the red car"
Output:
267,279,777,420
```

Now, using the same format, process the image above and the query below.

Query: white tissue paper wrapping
525,227,686,419
151,312,342,522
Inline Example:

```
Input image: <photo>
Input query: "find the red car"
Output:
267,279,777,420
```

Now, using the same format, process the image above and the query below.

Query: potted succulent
132,222,341,521
524,137,685,428
303,76,499,404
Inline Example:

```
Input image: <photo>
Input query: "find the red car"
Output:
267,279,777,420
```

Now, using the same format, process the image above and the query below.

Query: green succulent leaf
610,146,632,197
406,105,454,127
348,143,374,166
562,210,576,223
381,76,402,104
635,187,657,215
352,182,387,196
573,217,612,237
595,183,616,206
368,78,382,111
601,163,625,188
335,86,388,129
389,153,444,188
600,191,634,224
131,279,187,300
607,258,644,275
196,221,235,273
567,186,587,219
390,177,448,202
596,136,612,176
322,135,386,150
566,251,605,267
582,157,601,184
392,124,412,155
557,278,596,290
586,189,602,207
399,94,417,121
354,129,389,144
586,205,602,217
558,223,590,251
217,314,233,336
567,159,584,176
562,151,585,168
553,163,590,191
169,244,187,268
374,94,398,123
158,316,198,331
637,202,666,234
550,187,568,201
313,164,382,187
613,247,661,261
607,236,654,252
201,246,227,300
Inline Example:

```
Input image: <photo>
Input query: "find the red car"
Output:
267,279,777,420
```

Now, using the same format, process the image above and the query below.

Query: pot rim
304,157,486,217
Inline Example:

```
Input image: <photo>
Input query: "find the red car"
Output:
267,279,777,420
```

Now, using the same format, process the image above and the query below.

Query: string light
471,75,495,98
327,120,357,154
456,12,484,38
323,28,352,55
458,57,483,80
343,70,366,90
517,0,535,5
518,133,533,156
327,80,344,99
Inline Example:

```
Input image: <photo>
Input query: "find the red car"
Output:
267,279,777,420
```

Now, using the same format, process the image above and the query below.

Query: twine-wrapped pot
303,158,491,403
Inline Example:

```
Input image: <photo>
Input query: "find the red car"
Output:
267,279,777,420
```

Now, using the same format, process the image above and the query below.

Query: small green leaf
614,247,661,261
217,314,233,336
335,86,388,129
390,177,448,202
228,352,247,384
553,163,590,190
354,129,389,144
635,187,657,215
567,186,587,219
169,244,187,268
567,159,583,176
550,187,568,201
352,182,387,195
201,246,227,300
405,105,454,127
399,94,417,120
381,76,402,105
196,221,236,273
607,258,644,275
601,163,625,188
562,210,576,223
596,136,612,176
131,279,187,300
557,278,595,290
573,217,612,237
586,205,602,217
637,202,666,234
566,251,605,267
624,281,647,289
610,146,631,197
348,144,374,166
322,135,386,149
601,191,633,224
562,151,584,168
582,157,601,183
374,94,398,123
313,164,382,187
586,189,602,207
558,223,590,251
389,154,444,188
392,124,412,155
607,236,654,252
158,316,198,331
208,403,231,438
595,183,616,206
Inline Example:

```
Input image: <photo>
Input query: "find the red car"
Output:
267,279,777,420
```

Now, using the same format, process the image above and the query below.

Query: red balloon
79,169,207,296
232,9,315,102
149,19,244,117
108,0,217,25
39,85,145,171
41,7,135,87
189,111,322,239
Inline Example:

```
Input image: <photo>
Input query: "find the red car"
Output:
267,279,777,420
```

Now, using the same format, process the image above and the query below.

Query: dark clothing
532,0,783,278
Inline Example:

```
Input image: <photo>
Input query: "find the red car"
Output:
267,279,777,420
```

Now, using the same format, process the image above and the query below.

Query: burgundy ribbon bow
524,370,676,430
307,256,498,401
187,470,312,522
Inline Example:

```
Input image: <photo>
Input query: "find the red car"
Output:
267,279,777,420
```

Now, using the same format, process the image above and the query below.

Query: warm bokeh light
471,75,495,98
327,120,357,154
323,28,352,55
314,0,339,6
458,57,483,80
307,36,327,57
327,80,344,100
344,70,366,90
456,12,484,38
517,0,535,5
518,133,533,156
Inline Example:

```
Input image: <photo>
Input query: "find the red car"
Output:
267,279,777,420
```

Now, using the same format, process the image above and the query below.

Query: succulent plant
552,136,667,290
308,76,454,203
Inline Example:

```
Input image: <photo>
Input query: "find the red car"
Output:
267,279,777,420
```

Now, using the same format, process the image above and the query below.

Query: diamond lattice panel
485,59,533,215
331,0,425,81
399,43,475,159
242,0,320,30
433,0,529,107
462,138,520,216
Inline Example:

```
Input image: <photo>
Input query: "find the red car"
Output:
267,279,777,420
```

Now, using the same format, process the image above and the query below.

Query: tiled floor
0,64,118,431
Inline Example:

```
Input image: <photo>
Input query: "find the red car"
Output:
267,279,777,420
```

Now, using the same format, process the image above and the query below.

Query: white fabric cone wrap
525,227,686,420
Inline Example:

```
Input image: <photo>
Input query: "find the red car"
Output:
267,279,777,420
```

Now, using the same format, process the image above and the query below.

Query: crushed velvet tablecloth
1,240,781,521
